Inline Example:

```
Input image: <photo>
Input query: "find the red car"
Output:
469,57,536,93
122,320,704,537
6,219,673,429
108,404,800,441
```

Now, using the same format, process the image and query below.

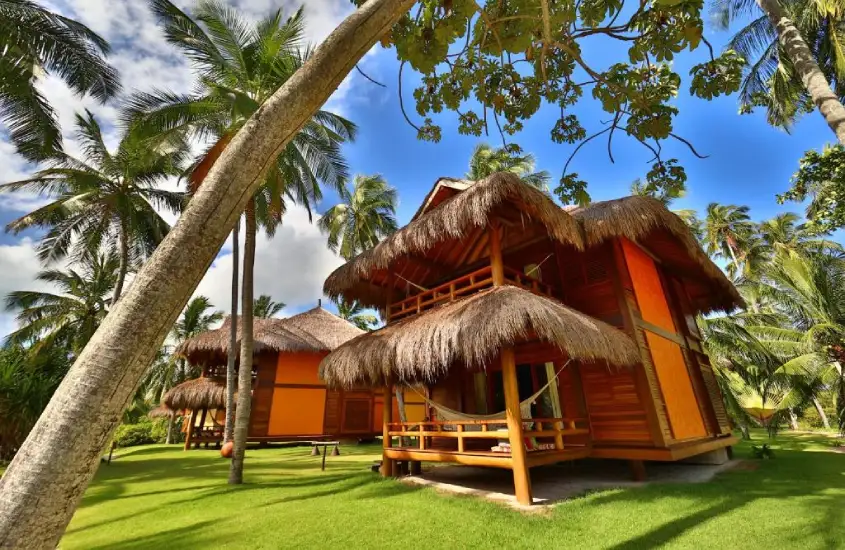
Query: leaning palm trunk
112,223,129,303
394,387,410,447
812,397,830,429
758,0,845,144
224,220,240,443
165,415,175,444
229,201,256,484
0,2,413,545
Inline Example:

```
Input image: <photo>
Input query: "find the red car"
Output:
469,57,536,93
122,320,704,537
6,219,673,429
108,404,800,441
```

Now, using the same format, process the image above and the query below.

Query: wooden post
630,460,647,482
501,347,533,505
489,221,504,286
183,410,196,451
381,384,394,477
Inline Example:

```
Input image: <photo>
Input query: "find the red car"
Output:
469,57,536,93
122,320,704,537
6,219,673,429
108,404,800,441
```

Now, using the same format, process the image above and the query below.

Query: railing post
457,424,465,453
419,423,426,450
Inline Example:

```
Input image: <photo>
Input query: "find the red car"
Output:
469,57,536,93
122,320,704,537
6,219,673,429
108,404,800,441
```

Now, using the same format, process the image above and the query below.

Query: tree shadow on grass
87,519,231,550
580,447,845,548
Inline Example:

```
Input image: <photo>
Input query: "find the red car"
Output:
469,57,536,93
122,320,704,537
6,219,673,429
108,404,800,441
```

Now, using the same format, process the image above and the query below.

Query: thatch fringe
148,404,175,418
319,286,640,388
177,306,364,365
324,172,584,297
569,196,743,312
162,377,227,411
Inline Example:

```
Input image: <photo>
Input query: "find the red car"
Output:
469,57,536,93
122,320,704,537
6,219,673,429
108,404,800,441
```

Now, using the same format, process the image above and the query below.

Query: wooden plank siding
555,242,659,446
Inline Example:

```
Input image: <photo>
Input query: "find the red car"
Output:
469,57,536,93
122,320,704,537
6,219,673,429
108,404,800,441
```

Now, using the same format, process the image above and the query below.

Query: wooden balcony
387,265,560,323
384,418,591,469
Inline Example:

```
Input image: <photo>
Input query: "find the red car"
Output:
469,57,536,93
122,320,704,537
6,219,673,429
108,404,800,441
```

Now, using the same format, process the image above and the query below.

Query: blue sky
0,0,837,337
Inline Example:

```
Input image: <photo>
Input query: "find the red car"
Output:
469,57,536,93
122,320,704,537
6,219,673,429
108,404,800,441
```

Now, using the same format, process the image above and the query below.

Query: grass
59,431,845,549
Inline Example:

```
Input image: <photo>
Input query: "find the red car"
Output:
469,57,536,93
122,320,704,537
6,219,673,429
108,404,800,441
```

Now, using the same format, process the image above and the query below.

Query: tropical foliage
319,174,398,261
0,0,120,160
335,299,379,332
465,143,551,191
253,295,285,319
1,110,189,302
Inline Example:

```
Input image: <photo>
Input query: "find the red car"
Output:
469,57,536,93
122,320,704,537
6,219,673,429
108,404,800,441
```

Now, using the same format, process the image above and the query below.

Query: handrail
385,417,589,454
387,265,561,323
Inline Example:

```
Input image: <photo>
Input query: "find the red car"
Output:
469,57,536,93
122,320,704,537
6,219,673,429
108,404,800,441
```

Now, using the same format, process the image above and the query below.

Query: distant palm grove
1,0,845,546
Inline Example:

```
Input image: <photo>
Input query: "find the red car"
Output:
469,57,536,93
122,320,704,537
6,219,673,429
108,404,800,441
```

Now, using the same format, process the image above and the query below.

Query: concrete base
681,447,729,465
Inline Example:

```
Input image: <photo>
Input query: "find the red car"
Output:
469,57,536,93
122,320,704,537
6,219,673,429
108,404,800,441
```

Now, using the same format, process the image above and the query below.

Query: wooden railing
387,266,560,322
386,417,589,454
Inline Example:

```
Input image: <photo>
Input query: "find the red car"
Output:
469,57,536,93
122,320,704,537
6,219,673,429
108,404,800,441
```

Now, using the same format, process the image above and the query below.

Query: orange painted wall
266,352,326,436
621,239,676,333
623,238,706,441
268,388,326,436
645,333,706,440
275,352,325,385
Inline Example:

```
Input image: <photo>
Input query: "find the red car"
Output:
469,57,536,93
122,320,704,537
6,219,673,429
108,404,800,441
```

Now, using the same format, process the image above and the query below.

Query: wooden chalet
320,173,743,505
164,306,393,449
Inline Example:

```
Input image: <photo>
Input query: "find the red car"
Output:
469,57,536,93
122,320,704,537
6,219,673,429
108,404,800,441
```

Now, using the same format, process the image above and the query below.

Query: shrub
113,419,170,448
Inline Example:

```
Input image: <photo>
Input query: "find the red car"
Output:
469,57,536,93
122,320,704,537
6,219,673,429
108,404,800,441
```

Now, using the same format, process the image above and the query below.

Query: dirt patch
729,460,760,472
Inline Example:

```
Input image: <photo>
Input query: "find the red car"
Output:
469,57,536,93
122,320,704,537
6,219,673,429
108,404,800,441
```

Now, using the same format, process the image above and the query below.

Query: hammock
411,361,569,423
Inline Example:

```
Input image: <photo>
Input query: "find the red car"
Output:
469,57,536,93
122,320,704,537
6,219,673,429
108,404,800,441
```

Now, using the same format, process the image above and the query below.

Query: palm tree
132,0,355,484
713,0,845,142
0,0,120,161
335,299,378,331
319,174,398,260
466,143,550,190
253,295,285,318
1,110,188,303
704,203,755,277
4,253,117,354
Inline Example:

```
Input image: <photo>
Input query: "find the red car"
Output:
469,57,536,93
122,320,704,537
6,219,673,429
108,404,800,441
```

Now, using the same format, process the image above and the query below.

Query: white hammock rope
409,361,570,423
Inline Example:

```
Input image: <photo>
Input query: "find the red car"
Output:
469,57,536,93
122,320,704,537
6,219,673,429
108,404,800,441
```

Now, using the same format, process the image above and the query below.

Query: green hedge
113,419,172,448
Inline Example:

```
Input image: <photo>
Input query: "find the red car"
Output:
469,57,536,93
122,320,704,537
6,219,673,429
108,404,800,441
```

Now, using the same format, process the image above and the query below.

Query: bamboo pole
501,347,533,505
381,384,394,477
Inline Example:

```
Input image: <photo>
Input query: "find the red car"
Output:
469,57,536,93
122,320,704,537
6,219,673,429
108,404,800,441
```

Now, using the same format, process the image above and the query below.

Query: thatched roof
162,377,227,410
324,172,584,299
148,404,175,418
325,175,743,315
177,306,364,365
319,285,640,388
568,196,744,313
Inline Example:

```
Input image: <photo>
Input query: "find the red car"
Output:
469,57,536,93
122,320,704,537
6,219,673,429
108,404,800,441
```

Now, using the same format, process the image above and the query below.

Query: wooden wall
267,352,326,436
248,354,277,437
556,242,658,445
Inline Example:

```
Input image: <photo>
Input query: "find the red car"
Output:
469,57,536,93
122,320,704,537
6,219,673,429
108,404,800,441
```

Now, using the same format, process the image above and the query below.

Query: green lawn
60,431,844,549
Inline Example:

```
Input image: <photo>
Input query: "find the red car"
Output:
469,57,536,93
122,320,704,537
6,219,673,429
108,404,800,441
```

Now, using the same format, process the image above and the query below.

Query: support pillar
381,384,394,477
630,460,647,481
183,409,196,451
502,347,533,505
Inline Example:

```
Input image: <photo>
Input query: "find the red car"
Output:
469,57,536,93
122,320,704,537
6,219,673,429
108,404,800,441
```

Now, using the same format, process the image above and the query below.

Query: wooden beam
381,384,394,477
384,449,514,469
489,222,505,286
501,347,533,505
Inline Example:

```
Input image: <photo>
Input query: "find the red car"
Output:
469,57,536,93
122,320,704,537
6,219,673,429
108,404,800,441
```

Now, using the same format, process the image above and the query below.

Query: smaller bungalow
164,306,410,449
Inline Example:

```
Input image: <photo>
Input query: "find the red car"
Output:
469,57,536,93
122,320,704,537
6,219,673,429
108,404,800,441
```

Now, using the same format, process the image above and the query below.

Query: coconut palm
4,252,117,354
319,174,398,261
130,0,355,484
253,295,285,319
0,0,120,160
704,203,755,277
334,299,378,331
712,0,845,142
466,143,550,190
1,110,188,303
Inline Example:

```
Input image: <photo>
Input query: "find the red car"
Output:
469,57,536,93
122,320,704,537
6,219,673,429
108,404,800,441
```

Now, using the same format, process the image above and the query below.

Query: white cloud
193,205,343,315
0,239,62,339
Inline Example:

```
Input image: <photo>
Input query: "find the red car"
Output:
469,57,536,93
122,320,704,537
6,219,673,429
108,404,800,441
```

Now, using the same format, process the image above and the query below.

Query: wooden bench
310,441,340,471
